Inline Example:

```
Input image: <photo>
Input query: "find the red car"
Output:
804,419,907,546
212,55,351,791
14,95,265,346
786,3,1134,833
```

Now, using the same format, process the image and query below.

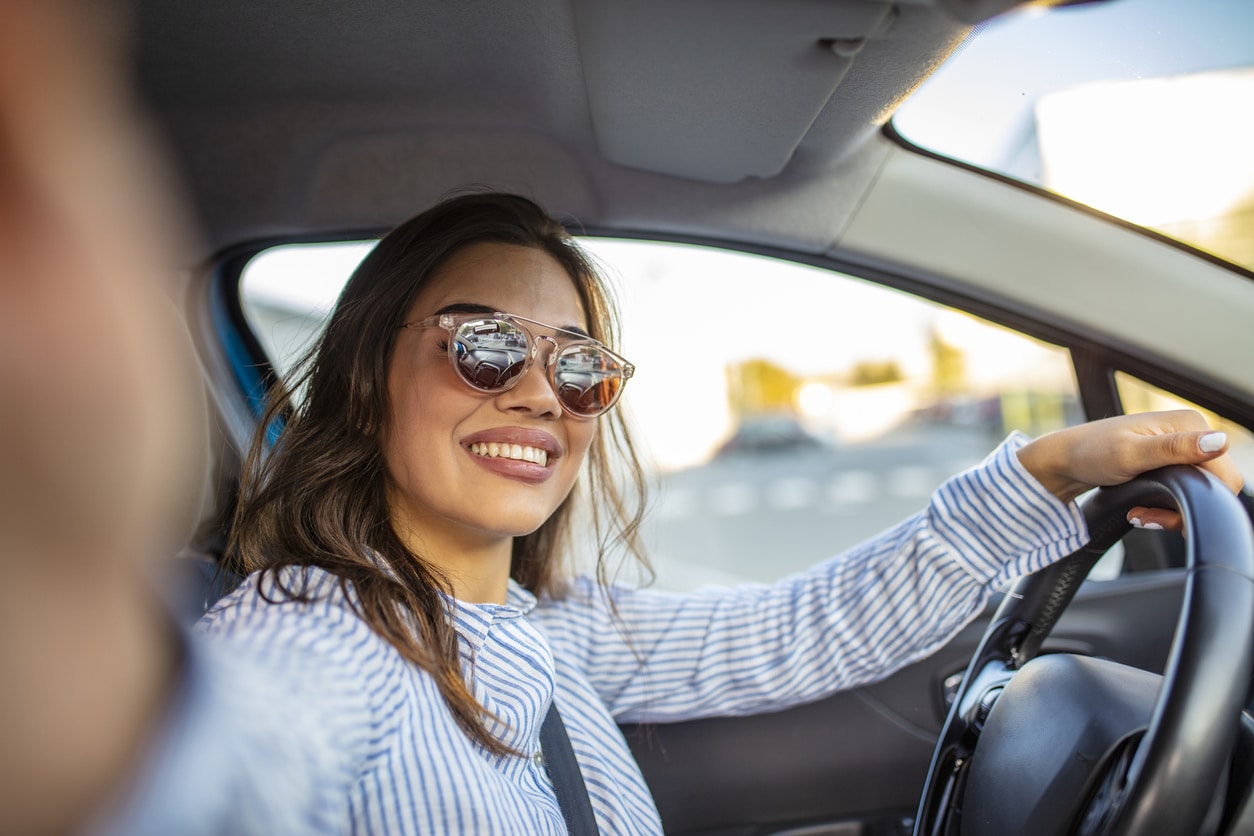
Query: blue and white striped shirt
198,433,1087,834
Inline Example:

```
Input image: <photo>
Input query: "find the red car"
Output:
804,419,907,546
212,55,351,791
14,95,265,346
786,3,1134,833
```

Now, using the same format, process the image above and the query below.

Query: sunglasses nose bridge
533,334,560,367
514,334,564,403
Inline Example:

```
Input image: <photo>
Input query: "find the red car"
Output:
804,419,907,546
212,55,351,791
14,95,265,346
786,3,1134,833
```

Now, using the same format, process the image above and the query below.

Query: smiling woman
219,193,648,761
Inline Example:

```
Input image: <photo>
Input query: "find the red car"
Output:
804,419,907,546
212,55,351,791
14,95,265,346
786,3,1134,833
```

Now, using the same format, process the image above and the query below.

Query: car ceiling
133,0,1017,256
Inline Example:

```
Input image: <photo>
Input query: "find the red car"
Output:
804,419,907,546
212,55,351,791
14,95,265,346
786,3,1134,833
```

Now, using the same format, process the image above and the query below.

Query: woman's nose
497,337,563,417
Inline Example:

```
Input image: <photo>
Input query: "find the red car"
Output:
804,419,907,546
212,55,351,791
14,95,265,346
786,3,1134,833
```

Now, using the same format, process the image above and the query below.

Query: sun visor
572,0,899,184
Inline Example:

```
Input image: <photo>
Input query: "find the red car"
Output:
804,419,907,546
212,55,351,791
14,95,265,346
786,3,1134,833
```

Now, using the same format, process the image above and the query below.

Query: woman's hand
1017,410,1245,531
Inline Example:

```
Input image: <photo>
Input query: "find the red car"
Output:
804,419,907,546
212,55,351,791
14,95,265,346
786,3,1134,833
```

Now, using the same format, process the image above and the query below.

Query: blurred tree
727,359,800,415
930,329,965,396
849,360,904,387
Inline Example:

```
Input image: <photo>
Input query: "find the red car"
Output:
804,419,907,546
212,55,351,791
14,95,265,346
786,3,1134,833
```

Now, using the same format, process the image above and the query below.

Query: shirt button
533,751,545,767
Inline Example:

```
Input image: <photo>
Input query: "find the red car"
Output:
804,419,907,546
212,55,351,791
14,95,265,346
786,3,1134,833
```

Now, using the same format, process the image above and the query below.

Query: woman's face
383,241,598,546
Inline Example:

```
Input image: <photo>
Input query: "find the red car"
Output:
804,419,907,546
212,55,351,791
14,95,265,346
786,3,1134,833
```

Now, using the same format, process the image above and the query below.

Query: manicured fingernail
1199,432,1227,453
1129,517,1143,528
1143,522,1164,530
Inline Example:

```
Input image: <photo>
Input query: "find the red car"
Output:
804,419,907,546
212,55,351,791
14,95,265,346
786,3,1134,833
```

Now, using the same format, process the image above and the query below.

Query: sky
895,0,1254,176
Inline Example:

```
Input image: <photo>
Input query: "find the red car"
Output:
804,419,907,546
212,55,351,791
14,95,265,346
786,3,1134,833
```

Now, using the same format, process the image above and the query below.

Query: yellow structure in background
726,359,801,415
1037,67,1254,271
726,318,1076,444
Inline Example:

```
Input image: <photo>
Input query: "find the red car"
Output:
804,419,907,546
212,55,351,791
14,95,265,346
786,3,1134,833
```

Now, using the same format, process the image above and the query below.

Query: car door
622,560,1191,836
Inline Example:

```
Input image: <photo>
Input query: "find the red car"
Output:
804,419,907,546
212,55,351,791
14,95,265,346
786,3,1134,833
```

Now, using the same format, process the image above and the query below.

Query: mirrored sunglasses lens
452,319,528,390
555,345,626,416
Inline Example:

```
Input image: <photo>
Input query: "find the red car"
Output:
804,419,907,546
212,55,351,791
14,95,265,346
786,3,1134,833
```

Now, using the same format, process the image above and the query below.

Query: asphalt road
640,422,1006,591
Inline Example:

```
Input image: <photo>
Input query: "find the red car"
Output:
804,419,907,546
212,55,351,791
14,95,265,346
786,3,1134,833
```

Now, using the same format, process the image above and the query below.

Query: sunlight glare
1037,68,1254,227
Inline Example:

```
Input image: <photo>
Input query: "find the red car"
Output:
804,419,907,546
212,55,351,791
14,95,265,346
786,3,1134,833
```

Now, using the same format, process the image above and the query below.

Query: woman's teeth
469,442,549,467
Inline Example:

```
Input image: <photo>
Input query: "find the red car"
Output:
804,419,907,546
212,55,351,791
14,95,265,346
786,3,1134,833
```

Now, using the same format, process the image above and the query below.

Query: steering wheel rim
914,465,1254,836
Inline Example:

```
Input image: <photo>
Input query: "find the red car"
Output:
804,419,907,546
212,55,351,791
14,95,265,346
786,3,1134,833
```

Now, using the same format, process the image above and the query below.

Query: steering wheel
914,466,1254,836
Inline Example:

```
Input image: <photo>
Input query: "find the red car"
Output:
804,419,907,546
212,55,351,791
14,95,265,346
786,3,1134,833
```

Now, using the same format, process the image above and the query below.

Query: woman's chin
458,505,559,541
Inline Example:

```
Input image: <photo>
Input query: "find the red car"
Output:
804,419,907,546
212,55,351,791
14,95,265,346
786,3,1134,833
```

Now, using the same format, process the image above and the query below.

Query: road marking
886,466,937,499
654,486,700,520
707,482,756,516
826,471,878,507
765,477,815,510
655,464,966,522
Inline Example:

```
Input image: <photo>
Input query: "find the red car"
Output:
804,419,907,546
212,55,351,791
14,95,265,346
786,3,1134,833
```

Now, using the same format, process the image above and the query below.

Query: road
639,422,1005,591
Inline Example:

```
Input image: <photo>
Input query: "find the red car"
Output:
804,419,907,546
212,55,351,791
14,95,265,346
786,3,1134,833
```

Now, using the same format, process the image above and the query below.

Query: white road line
707,482,756,516
654,486,700,520
826,471,878,507
886,465,937,499
765,477,816,510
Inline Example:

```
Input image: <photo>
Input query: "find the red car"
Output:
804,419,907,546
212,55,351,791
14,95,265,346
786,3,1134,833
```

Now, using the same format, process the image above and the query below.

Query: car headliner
137,0,976,252
136,0,1254,406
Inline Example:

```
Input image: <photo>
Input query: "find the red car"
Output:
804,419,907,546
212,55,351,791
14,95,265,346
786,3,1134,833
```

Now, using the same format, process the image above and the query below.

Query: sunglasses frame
402,311,635,418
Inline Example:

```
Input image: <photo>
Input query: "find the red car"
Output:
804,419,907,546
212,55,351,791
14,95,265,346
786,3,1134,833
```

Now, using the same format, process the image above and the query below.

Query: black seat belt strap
540,701,599,835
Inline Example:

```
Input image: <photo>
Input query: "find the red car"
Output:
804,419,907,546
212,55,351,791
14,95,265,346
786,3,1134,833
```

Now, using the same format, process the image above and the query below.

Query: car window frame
211,225,1254,583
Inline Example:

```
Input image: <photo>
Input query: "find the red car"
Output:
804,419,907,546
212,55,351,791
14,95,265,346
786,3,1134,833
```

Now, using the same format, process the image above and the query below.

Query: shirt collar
505,579,538,615
446,579,538,653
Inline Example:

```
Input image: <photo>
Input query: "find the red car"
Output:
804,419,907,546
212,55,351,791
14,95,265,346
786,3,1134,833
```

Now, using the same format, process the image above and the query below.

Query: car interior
135,0,1254,833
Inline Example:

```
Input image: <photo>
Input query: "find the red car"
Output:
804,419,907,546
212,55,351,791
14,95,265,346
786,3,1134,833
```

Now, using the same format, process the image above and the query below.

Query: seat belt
540,701,599,835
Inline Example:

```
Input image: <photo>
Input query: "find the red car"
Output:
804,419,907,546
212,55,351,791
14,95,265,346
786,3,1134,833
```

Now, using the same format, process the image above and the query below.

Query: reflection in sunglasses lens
556,346,623,416
451,318,624,417
455,320,527,390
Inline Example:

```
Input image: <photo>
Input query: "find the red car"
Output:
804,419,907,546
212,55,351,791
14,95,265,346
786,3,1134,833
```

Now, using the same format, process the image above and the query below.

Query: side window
593,241,1083,590
239,239,1084,592
241,241,377,372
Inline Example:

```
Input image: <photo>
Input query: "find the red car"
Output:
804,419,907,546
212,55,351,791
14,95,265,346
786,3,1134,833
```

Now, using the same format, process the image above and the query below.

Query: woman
201,192,1243,834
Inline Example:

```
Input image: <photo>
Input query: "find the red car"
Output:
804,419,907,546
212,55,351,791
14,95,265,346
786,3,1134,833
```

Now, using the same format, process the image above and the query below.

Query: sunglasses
402,311,635,418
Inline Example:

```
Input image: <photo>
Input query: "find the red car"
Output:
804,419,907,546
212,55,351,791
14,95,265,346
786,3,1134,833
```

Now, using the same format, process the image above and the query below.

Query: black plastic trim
1072,346,1124,421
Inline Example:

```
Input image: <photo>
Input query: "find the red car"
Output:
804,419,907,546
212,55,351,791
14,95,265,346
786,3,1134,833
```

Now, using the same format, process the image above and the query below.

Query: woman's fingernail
1129,517,1143,528
1199,432,1228,453
1143,522,1164,530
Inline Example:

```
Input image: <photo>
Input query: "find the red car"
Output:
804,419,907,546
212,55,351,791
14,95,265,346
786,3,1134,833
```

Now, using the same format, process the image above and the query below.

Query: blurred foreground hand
0,1,206,831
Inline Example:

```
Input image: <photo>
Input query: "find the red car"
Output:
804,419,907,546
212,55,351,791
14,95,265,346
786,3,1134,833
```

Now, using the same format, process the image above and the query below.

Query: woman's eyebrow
433,302,497,316
432,303,592,338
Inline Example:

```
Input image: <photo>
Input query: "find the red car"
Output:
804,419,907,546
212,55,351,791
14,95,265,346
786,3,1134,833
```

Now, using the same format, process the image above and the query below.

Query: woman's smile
462,426,561,484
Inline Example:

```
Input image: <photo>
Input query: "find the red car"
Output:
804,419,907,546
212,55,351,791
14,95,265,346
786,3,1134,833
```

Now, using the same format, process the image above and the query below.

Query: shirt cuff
931,430,1089,590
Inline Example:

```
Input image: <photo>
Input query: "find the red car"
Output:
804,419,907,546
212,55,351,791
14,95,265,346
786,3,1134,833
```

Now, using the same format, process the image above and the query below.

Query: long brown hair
227,192,649,755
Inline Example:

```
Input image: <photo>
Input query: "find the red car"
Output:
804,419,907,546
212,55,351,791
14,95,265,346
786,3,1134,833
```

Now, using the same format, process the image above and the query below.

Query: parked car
716,416,826,456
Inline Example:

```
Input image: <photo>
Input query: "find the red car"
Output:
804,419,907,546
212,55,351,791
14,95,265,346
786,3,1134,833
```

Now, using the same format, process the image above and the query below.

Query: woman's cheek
563,421,597,479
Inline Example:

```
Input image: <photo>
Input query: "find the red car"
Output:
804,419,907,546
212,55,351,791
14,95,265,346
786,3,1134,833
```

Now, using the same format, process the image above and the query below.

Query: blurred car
138,0,1254,833
716,416,827,456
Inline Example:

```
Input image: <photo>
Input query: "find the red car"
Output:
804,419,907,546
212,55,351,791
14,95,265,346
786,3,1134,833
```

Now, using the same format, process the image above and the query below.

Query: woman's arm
90,630,360,835
535,413,1243,723
197,569,402,780
536,433,1083,721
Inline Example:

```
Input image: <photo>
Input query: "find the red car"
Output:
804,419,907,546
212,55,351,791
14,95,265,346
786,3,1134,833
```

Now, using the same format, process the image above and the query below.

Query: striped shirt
197,432,1087,834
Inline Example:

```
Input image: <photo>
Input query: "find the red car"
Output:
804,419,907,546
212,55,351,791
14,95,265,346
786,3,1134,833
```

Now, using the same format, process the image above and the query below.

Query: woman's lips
461,428,560,484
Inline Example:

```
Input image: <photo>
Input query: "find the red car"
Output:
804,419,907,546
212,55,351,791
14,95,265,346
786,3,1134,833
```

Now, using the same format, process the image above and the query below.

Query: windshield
893,0,1254,273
